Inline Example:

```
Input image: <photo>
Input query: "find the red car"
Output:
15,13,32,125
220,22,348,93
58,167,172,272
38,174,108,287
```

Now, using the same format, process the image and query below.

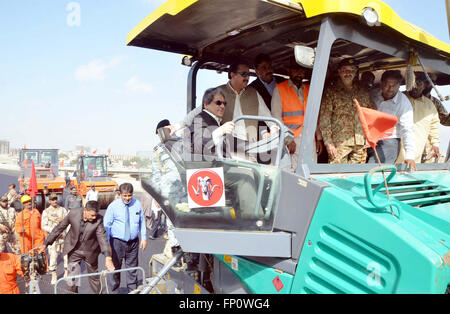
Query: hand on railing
105,256,115,271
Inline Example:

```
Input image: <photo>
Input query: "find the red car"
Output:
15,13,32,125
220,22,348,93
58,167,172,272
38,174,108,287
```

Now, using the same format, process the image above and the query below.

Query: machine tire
97,192,115,209
35,194,45,212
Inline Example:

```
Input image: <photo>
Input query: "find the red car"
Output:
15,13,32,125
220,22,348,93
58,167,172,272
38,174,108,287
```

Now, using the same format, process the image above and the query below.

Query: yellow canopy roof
127,0,450,54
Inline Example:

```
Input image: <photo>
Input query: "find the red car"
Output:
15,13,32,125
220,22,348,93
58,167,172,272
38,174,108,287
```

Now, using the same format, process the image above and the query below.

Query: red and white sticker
272,276,284,292
186,167,225,209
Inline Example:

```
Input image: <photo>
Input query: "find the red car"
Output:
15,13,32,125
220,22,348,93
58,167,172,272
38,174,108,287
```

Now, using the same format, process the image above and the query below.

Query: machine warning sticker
186,167,225,209
224,255,232,263
231,257,239,271
272,276,284,292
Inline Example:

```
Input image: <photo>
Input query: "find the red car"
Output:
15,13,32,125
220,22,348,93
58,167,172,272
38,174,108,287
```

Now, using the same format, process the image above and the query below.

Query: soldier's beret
338,58,358,69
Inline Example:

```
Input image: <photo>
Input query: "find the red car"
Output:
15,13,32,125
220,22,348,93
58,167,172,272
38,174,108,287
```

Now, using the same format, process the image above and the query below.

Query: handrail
54,266,146,294
363,166,401,218
216,115,289,166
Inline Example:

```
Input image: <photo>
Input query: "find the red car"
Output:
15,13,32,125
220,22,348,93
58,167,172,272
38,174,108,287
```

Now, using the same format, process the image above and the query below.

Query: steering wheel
215,115,293,166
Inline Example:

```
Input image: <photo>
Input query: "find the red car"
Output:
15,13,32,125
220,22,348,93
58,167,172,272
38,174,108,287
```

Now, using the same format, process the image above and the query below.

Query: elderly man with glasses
172,61,279,161
188,87,259,219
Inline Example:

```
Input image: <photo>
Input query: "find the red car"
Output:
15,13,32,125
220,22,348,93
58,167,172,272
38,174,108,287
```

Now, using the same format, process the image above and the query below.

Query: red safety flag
354,99,398,149
28,161,39,198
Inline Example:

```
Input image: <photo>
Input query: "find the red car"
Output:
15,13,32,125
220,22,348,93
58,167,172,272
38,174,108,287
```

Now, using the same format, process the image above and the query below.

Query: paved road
0,168,20,195
37,234,166,294
0,170,165,294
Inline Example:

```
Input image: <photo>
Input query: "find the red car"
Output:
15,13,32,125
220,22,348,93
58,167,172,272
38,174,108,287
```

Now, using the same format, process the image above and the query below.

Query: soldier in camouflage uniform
41,193,69,284
0,196,19,254
319,58,374,164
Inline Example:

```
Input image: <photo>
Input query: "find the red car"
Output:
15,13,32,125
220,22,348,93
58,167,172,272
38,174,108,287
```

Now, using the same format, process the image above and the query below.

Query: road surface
0,169,165,294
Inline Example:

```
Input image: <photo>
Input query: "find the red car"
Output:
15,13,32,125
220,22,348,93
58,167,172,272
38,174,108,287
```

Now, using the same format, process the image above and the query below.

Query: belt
112,237,139,243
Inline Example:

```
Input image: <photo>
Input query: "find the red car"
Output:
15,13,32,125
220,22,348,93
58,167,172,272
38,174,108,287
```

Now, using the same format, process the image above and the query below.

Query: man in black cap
65,186,82,211
156,119,170,132
319,58,374,164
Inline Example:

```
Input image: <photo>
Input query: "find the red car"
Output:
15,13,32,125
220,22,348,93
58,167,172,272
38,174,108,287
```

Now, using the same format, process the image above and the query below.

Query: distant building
75,145,91,154
109,154,136,162
0,141,10,155
10,148,20,157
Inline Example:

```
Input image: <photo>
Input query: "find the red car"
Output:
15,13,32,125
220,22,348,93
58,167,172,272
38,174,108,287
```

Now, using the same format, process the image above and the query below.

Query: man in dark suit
188,88,259,219
190,87,235,159
44,200,114,293
249,53,285,164
249,53,285,110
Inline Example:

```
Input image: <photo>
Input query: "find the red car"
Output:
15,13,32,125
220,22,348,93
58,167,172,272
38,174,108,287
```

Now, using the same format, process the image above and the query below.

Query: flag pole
372,148,395,217
354,98,396,217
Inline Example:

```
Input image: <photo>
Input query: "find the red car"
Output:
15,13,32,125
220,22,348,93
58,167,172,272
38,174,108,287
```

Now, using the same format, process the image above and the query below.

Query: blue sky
1,0,449,155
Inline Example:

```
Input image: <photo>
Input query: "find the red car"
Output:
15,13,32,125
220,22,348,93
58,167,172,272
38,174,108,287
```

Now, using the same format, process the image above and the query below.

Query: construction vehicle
129,0,450,294
71,154,118,209
18,149,66,211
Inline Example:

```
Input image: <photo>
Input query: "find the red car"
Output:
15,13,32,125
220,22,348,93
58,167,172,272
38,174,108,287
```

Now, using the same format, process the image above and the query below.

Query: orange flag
28,161,39,198
354,99,398,149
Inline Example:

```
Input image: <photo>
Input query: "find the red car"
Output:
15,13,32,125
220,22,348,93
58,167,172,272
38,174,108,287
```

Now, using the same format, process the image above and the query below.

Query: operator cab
132,0,450,259
19,149,59,178
141,119,292,232
76,155,109,182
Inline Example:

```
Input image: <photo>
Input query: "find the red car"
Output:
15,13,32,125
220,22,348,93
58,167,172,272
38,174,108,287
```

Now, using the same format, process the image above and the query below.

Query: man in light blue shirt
104,182,147,293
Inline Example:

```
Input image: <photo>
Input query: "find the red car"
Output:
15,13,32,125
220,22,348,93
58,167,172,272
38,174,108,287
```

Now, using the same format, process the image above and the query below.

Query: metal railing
54,266,146,294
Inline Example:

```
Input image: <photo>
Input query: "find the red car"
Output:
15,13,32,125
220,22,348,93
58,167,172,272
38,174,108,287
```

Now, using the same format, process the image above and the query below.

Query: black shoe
148,236,155,240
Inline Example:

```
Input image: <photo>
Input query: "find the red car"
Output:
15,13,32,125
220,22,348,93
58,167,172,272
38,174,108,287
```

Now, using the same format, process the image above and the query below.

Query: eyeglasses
237,71,250,78
214,100,227,106
339,68,357,74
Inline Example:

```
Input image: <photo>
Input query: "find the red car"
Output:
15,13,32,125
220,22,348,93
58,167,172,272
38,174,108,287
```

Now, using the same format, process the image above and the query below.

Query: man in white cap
41,193,69,284
86,184,99,202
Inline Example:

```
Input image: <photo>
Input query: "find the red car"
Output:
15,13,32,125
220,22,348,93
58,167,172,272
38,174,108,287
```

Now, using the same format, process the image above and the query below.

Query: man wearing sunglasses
218,62,279,149
190,87,235,158
189,87,259,219
173,61,279,161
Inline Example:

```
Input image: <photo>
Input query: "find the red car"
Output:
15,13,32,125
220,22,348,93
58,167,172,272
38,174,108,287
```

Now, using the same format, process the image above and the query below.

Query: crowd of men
164,54,448,172
0,181,159,294
1,52,448,295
